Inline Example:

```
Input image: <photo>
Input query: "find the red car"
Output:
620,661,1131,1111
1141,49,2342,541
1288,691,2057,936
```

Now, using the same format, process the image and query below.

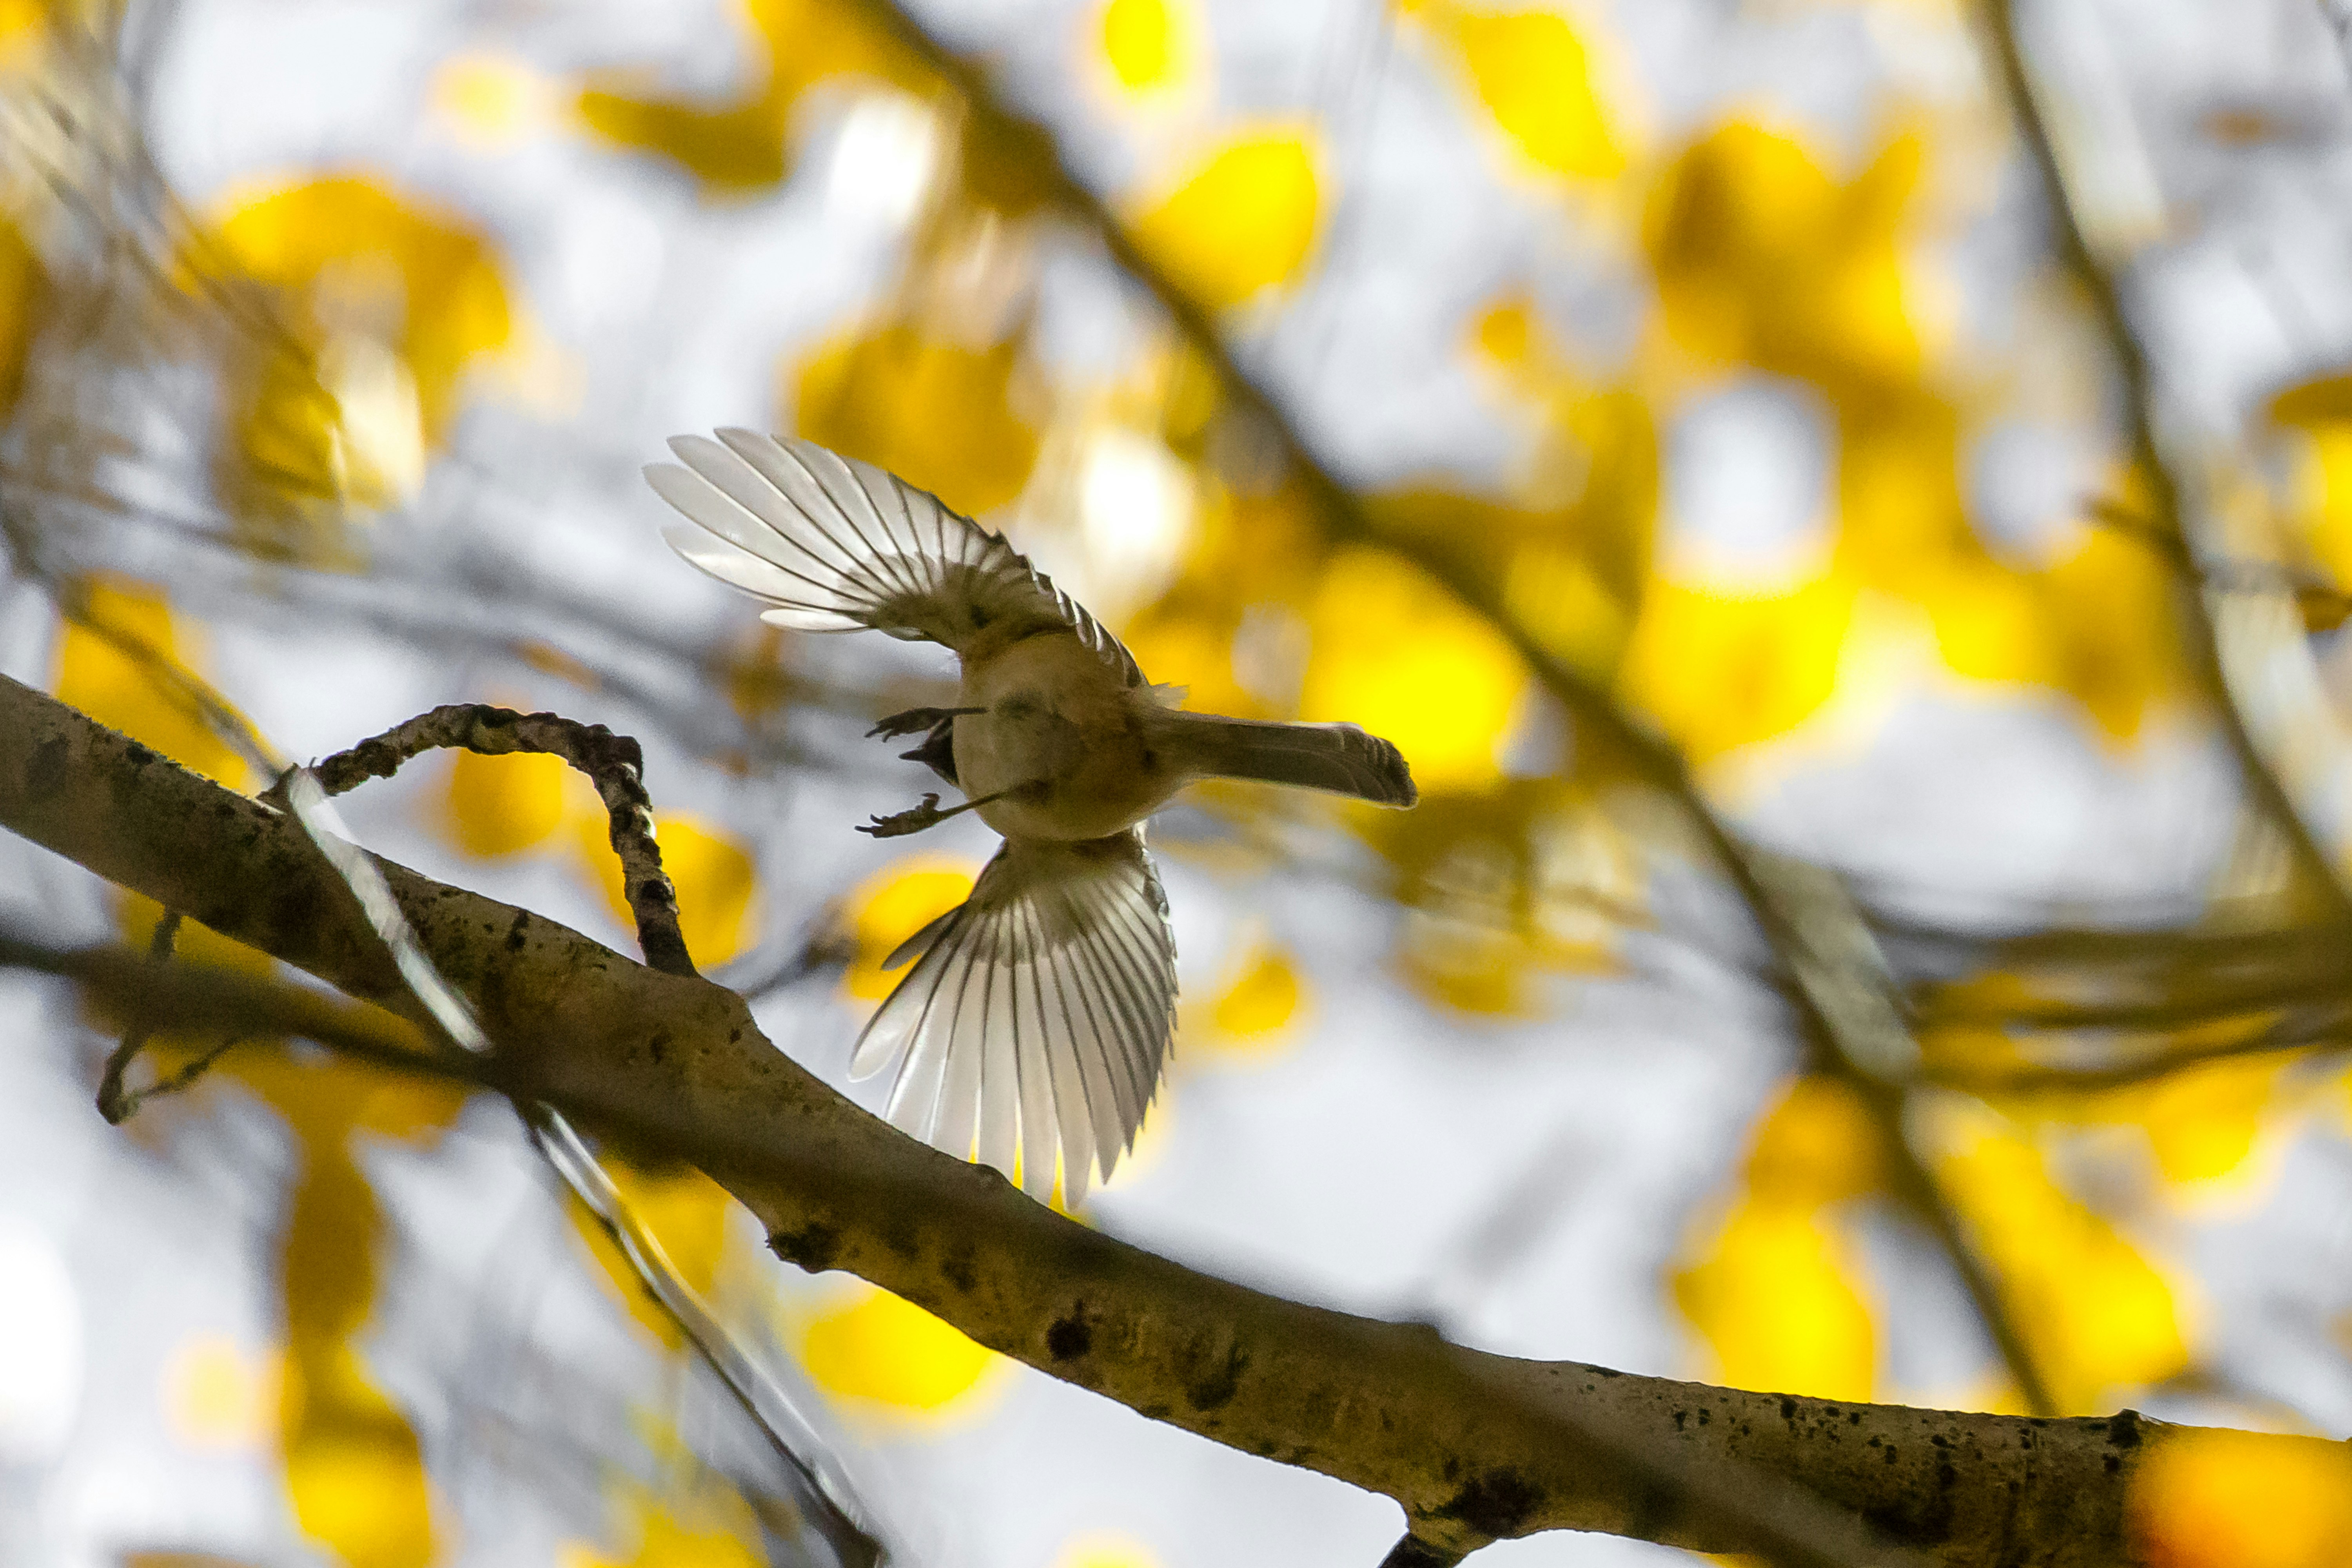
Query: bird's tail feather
1171,715,1417,807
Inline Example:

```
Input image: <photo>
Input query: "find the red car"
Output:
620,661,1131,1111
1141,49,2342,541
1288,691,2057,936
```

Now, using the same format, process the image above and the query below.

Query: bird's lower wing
648,428,1140,684
849,830,1176,1206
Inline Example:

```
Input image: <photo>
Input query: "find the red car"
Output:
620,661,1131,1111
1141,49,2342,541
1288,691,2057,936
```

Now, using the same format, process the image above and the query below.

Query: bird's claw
866,707,975,741
858,793,949,838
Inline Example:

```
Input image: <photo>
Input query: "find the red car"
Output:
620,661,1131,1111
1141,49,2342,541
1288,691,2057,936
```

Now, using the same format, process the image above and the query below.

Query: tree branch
0,669,2185,1564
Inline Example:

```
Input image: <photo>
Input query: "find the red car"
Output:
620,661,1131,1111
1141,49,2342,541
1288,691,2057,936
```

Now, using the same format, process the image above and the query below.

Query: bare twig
265,703,698,978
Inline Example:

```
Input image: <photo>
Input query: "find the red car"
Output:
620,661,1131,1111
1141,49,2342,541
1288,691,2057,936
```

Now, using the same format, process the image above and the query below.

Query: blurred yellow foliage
844,856,979,1001
2270,376,2352,589
572,1161,738,1353
1300,548,1526,793
563,1510,765,1568
442,747,573,858
2130,1427,2352,1568
433,54,552,145
0,215,40,414
1648,122,1922,393
580,811,759,967
1936,1116,2187,1410
164,1334,280,1452
577,0,925,191
1131,128,1321,311
1055,1533,1161,1568
205,176,512,527
801,1284,1003,1412
795,323,1043,515
51,579,250,790
1675,1076,1882,1401
1100,0,1189,94
1407,0,1623,181
1620,572,1856,764
1208,940,1305,1049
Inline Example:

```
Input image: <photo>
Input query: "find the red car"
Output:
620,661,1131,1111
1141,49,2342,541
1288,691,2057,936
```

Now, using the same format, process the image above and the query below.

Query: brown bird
649,429,1416,1202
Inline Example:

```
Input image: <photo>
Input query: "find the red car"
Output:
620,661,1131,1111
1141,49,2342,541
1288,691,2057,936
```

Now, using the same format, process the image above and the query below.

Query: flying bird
648,429,1417,1203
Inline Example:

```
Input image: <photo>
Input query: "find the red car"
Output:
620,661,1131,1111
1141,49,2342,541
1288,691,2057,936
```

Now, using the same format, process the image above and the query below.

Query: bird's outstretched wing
849,831,1176,1206
648,428,1142,686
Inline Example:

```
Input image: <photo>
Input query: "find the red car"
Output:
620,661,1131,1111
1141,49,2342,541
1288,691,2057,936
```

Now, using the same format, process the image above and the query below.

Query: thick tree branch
0,670,2186,1564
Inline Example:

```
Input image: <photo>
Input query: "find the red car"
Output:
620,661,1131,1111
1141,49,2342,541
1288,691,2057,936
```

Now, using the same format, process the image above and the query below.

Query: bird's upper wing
848,830,1176,1206
648,428,1142,686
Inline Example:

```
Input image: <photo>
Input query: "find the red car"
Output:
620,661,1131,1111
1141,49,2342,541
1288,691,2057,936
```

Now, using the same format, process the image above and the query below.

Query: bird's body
648,428,1415,1203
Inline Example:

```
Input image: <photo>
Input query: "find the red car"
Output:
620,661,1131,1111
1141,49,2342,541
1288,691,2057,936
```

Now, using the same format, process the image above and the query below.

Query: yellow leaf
1935,1114,2188,1410
1100,0,1189,93
800,1284,1003,1412
1617,570,1855,763
1299,548,1526,793
442,748,572,858
0,214,41,416
1055,1533,1161,1568
563,1514,765,1568
843,857,979,1000
1410,0,1623,181
163,1334,281,1452
1674,1076,1881,1401
1208,940,1305,1051
793,323,1042,515
203,177,513,530
51,580,250,790
579,811,759,967
1131,128,1321,311
2130,1427,2352,1568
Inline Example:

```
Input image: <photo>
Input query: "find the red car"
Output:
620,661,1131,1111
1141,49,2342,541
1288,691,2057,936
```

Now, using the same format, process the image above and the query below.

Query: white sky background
7,0,2352,1565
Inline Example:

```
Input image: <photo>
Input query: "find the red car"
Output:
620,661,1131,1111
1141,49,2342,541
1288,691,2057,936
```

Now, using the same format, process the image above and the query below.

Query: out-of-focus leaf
1205,938,1305,1053
1299,547,1526,794
201,177,512,545
0,214,42,414
1129,127,1321,311
163,1334,281,1453
575,0,925,192
842,855,979,1002
794,322,1042,515
1934,1107,2188,1410
800,1283,1004,1415
1406,0,1624,181
579,811,759,967
1098,0,1194,96
561,1477,769,1568
2129,1427,2352,1568
51,580,249,790
1618,569,1856,764
1674,1076,1881,1402
441,748,574,859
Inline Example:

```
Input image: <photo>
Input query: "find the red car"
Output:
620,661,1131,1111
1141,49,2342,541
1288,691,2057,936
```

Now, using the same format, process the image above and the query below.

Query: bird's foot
866,706,983,741
858,793,953,838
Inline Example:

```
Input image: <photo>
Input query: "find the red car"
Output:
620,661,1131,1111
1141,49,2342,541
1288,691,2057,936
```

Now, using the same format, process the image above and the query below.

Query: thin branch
94,904,180,1122
266,703,699,979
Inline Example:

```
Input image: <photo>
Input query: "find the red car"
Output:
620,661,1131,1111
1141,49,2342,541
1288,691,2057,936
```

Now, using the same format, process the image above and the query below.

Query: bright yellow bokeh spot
801,1285,1003,1412
442,748,572,858
1208,941,1305,1051
1618,570,1856,764
1409,0,1623,180
1300,548,1526,793
163,1335,279,1452
1131,129,1321,311
561,1514,764,1568
281,1421,437,1568
433,54,550,145
204,176,512,527
794,324,1042,515
1675,1076,1881,1401
1055,1532,1161,1568
1101,0,1185,93
844,857,979,1000
2131,1428,2352,1568
1937,1117,2188,1410
581,811,758,967
51,579,250,790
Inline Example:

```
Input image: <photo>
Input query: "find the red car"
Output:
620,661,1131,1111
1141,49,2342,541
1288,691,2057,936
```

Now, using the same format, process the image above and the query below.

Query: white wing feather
648,428,1142,684
850,831,1176,1205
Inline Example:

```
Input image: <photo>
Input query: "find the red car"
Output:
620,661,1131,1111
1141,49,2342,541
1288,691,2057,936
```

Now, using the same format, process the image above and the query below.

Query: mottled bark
0,671,2168,1564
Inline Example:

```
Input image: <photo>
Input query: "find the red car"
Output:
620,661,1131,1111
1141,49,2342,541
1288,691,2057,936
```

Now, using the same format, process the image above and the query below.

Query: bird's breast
954,636,1181,840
